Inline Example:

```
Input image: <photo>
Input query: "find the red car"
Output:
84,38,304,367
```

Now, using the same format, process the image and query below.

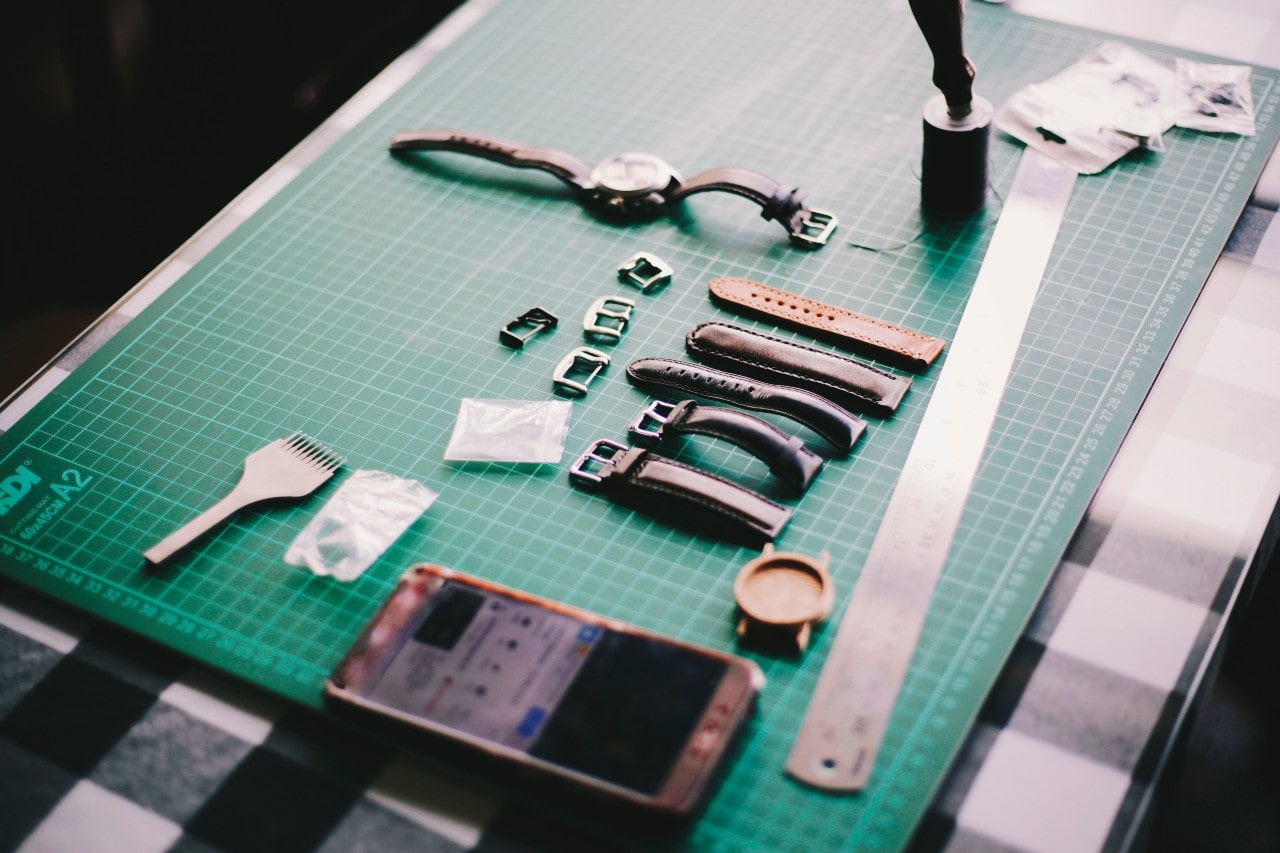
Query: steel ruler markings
786,149,1078,791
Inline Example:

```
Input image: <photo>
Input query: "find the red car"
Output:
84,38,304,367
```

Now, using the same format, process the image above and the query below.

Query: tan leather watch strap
707,277,945,371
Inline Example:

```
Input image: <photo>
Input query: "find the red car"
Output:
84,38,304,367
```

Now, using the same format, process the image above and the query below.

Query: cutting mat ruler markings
786,149,1078,791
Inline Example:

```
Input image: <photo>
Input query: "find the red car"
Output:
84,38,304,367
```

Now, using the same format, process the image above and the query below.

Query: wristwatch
388,130,838,248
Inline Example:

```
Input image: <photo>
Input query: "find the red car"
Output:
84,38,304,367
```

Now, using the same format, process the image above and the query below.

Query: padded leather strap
629,400,824,492
685,323,910,417
626,358,865,456
708,277,945,371
388,129,594,190
569,440,791,545
671,168,838,248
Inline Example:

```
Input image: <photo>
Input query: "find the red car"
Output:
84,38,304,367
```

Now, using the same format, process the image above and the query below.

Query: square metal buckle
789,208,839,249
582,295,635,343
553,346,611,397
569,439,628,487
499,307,558,349
628,399,677,443
617,252,673,294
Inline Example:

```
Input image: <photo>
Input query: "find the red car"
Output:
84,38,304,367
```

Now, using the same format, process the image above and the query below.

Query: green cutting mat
3,1,1278,848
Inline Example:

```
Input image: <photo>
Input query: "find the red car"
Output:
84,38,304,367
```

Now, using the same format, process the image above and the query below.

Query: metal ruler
786,149,1078,791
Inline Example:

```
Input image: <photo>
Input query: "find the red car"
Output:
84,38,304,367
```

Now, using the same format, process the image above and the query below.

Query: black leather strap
686,323,911,417
626,357,865,456
569,440,791,545
670,167,838,248
629,400,824,492
388,130,593,190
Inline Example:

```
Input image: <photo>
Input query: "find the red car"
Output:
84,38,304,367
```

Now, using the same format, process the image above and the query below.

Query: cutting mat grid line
1,1,1276,849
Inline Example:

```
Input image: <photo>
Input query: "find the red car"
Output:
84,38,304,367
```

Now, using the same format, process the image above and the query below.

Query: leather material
685,322,910,417
594,443,791,545
707,277,945,371
388,131,834,247
670,168,831,245
630,400,824,491
626,357,865,456
388,129,594,190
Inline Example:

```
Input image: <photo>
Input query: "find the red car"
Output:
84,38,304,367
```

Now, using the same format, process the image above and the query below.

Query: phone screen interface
365,580,728,794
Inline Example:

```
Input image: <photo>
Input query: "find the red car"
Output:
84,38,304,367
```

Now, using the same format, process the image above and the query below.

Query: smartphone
325,563,764,818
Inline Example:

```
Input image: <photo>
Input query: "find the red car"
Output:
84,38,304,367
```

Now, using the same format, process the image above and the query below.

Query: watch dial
590,153,679,194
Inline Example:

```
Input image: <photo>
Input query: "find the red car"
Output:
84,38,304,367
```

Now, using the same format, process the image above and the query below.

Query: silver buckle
499,307,558,349
617,252,673,293
569,439,628,487
582,295,635,343
628,399,677,443
789,208,838,249
553,346,611,397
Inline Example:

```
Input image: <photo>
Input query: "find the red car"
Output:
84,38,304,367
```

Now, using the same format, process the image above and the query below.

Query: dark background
1,1,461,397
0,4,1276,849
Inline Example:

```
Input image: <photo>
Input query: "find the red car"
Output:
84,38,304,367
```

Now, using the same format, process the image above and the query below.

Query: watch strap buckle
569,438,628,488
583,296,636,343
628,399,681,444
553,346,611,397
617,252,674,294
788,208,838,249
499,306,558,349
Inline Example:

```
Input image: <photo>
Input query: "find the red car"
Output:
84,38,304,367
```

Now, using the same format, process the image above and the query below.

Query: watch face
589,152,680,194
583,152,681,220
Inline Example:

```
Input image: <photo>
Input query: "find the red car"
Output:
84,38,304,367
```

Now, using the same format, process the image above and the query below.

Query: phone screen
360,578,731,796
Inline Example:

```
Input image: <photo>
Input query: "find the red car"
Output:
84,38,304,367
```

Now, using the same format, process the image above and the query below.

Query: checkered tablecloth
3,2,1280,851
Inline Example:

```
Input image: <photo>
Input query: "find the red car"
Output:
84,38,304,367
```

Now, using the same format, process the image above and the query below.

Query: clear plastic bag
284,469,438,582
443,398,572,464
996,41,1178,174
1176,59,1256,136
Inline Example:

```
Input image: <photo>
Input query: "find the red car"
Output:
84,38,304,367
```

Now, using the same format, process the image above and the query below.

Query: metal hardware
143,433,345,566
552,346,611,397
617,252,673,293
568,438,627,487
499,307,558,349
582,296,635,343
788,209,839,249
734,544,834,652
785,150,1078,792
628,399,678,443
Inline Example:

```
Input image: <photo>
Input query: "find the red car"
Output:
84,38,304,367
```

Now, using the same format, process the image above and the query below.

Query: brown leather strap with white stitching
708,277,945,371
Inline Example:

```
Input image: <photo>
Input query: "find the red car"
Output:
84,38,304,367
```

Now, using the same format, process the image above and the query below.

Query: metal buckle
499,307,558,349
628,399,677,444
788,208,839,249
582,295,635,343
569,438,628,488
617,252,673,294
552,346,611,397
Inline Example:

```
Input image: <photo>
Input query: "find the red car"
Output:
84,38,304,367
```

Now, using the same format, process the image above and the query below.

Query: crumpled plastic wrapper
996,41,1178,174
1175,58,1256,136
285,469,438,582
443,398,571,464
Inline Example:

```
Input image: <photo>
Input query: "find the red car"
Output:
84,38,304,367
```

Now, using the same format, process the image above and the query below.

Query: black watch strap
388,129,593,190
670,167,838,248
570,440,791,545
626,357,865,456
686,322,911,417
629,400,824,492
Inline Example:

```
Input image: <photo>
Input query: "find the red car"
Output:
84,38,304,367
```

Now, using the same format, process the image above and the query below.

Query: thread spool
920,93,993,219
